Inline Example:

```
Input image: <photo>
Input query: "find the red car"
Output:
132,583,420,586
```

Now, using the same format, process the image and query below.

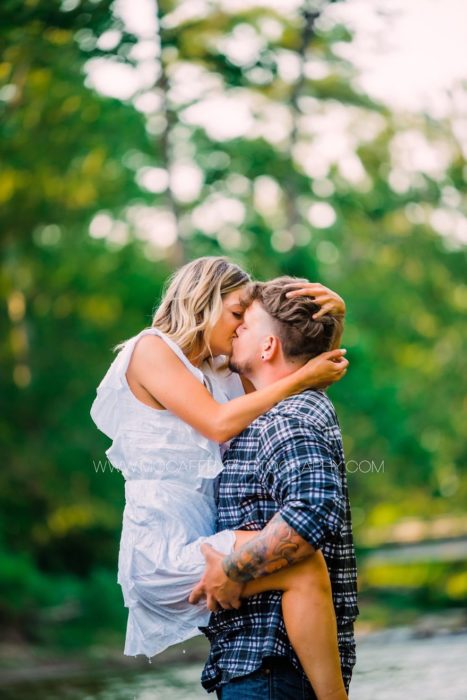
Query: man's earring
261,355,265,360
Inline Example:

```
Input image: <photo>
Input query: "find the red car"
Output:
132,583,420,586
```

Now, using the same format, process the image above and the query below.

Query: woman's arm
129,336,348,443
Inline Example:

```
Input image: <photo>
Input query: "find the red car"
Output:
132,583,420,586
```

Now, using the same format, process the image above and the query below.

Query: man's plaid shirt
200,389,359,694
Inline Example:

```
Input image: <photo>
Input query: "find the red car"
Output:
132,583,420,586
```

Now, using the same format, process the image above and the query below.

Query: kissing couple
91,256,359,699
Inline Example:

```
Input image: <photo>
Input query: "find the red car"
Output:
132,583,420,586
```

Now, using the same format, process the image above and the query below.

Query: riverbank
2,609,466,688
2,628,467,700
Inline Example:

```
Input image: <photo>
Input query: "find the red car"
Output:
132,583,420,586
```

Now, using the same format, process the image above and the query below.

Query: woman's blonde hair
151,256,250,357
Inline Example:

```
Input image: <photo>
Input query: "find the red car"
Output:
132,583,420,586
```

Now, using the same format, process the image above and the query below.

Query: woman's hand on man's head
284,282,346,319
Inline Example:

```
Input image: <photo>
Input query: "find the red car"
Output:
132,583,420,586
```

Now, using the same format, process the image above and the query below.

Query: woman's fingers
312,302,335,319
323,348,347,360
284,283,329,297
333,362,349,375
324,354,349,382
332,356,349,368
284,282,322,294
285,288,316,300
284,283,345,316
301,348,349,390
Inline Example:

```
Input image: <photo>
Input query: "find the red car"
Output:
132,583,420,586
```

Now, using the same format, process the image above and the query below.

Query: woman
90,257,348,700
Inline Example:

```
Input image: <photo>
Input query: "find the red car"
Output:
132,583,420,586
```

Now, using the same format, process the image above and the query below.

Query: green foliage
1,0,466,648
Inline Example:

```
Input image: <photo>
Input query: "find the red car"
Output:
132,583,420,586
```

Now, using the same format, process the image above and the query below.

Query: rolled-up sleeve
256,415,345,550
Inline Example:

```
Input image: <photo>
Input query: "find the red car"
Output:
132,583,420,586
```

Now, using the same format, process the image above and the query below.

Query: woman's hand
297,348,348,391
284,282,345,319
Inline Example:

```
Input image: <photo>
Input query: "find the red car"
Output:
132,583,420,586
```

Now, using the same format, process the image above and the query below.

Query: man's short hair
242,276,343,361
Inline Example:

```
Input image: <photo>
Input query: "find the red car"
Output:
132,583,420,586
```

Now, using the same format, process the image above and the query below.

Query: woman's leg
233,530,347,700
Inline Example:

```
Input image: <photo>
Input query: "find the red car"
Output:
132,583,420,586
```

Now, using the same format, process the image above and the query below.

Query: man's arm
188,514,313,611
189,413,345,609
223,415,344,584
223,512,314,583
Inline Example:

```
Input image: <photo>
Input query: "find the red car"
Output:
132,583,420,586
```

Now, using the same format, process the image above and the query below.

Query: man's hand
284,282,345,319
188,543,245,612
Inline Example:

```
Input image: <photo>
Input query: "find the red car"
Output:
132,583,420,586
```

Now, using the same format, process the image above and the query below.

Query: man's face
229,301,274,375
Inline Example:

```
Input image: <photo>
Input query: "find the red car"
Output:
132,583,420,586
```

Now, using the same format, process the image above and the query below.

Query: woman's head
152,257,250,359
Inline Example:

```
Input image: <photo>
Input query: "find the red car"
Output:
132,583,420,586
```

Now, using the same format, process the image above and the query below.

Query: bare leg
233,530,347,700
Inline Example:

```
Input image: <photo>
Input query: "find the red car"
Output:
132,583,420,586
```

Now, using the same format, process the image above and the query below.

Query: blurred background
1,0,466,697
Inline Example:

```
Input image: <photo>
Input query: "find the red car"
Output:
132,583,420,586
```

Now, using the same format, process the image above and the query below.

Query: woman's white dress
90,328,244,658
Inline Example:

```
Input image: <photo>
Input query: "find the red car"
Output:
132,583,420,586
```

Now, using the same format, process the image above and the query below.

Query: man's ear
261,335,281,361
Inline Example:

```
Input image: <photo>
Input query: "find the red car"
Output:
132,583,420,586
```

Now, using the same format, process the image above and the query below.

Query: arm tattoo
223,513,315,583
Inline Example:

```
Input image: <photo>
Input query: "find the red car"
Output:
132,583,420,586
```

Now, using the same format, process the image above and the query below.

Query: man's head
229,277,342,386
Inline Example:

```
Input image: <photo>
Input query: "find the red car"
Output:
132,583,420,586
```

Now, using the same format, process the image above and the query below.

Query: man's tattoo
223,513,314,583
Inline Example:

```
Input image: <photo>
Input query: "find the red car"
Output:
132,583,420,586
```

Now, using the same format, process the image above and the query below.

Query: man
191,277,359,699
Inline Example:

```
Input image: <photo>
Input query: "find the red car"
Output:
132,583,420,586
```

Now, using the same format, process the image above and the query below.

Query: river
2,629,466,700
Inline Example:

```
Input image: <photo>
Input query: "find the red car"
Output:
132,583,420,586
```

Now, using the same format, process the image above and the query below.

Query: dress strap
90,328,204,439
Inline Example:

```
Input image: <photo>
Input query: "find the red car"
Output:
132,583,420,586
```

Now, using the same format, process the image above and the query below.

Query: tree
1,0,466,644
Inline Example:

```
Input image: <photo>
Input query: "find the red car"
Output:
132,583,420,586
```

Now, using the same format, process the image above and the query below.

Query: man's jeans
216,658,317,700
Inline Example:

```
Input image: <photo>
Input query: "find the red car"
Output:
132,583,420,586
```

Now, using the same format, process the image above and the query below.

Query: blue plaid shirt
200,389,359,694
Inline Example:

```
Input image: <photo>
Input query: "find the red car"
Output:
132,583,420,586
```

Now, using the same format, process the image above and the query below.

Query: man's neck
247,361,302,391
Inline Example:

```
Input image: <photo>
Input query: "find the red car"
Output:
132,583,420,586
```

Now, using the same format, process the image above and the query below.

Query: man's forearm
222,513,315,583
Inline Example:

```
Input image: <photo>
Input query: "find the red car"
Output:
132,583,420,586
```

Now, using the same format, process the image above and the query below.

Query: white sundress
90,327,245,658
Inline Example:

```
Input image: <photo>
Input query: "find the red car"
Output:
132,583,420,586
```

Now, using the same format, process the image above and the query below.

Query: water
350,630,467,699
3,632,466,700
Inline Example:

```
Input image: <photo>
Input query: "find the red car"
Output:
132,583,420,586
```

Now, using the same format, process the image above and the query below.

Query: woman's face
208,288,246,357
